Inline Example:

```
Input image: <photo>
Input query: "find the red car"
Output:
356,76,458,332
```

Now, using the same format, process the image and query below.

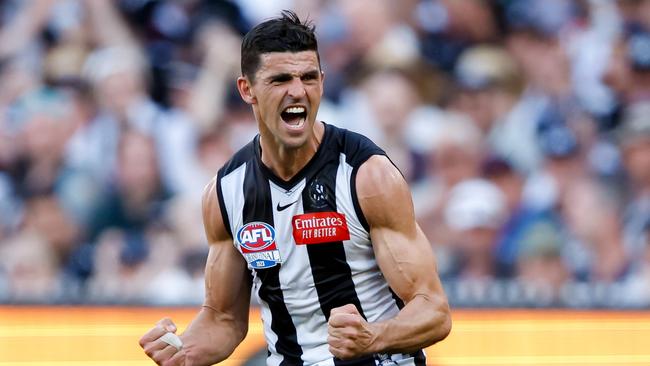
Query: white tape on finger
160,332,183,351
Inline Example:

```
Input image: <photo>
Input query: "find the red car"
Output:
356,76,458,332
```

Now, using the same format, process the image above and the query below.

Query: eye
301,72,319,82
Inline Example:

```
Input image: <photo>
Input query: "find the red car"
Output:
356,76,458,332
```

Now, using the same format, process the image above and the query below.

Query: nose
287,77,306,99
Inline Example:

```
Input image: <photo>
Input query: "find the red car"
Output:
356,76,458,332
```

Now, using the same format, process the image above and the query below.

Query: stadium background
0,0,649,365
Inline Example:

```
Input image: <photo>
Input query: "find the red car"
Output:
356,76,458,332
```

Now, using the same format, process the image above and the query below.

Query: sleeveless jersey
216,123,426,366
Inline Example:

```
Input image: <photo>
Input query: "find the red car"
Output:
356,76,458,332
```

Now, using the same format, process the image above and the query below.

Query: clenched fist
327,304,379,359
139,318,186,366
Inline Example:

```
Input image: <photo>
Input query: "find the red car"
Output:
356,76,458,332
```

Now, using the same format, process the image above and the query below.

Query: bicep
204,240,252,318
357,156,443,303
202,178,252,319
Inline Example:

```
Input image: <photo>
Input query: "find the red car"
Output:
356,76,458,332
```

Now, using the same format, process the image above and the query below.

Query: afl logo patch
236,222,282,269
237,222,276,251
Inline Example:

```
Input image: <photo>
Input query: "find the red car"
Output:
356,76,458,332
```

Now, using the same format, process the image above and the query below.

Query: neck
260,121,324,181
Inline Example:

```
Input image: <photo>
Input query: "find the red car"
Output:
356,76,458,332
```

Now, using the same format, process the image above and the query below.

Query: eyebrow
266,69,321,83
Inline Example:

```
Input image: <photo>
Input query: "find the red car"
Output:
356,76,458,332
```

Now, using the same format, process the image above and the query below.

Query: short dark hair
241,10,319,82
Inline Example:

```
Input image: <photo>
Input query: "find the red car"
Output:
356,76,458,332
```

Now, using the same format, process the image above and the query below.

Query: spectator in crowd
619,103,650,270
412,111,484,256
448,45,537,174
86,228,149,303
621,217,650,306
443,179,507,280
515,220,570,305
604,28,650,110
416,0,499,71
482,157,561,278
337,67,424,180
0,231,63,302
526,115,629,283
87,130,170,240
86,225,203,305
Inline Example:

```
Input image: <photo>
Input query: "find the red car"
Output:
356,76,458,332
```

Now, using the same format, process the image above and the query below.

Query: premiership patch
236,222,281,269
292,212,351,245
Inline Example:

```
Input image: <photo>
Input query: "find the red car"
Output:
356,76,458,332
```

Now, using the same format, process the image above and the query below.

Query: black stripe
412,349,426,366
216,170,232,238
331,356,376,366
243,164,302,365
219,139,257,176
302,156,370,366
389,288,405,310
350,164,370,232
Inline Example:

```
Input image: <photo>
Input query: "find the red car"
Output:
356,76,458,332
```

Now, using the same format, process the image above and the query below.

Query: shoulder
356,155,407,201
325,123,386,167
356,155,413,228
202,177,232,243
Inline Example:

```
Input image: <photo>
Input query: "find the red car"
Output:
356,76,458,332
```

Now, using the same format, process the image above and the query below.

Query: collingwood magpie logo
308,179,328,208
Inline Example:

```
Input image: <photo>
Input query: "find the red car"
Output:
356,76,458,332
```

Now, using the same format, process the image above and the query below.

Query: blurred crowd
0,0,649,307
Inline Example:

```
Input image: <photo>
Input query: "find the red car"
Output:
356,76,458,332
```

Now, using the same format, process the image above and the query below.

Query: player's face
239,51,323,149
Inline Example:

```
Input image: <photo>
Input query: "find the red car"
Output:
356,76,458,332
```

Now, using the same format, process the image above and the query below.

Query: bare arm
84,0,138,48
0,0,57,59
187,22,241,132
140,177,251,366
328,155,451,358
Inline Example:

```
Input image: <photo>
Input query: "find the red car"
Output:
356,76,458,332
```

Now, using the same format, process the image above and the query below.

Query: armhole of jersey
351,163,371,233
351,152,403,233
215,172,233,239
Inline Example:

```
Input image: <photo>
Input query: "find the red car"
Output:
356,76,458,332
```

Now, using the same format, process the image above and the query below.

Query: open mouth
280,106,307,129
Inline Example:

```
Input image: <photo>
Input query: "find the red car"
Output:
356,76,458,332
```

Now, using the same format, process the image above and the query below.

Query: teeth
284,106,305,114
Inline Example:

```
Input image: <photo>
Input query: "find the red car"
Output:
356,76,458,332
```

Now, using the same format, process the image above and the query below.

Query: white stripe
262,302,283,366
335,153,368,241
269,179,331,365
221,164,282,366
395,356,417,365
219,163,247,238
336,153,400,323
311,358,335,366
254,293,280,366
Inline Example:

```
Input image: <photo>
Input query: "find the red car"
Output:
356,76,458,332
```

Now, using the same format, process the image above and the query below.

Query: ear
237,76,256,105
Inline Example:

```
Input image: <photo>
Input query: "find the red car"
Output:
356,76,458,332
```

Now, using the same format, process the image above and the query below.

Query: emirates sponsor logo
292,212,350,245
294,216,344,229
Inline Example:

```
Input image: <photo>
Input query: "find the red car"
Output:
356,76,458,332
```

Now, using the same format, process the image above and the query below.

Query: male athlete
139,10,451,366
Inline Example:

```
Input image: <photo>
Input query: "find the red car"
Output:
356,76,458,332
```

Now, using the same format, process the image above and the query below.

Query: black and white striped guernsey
216,123,426,366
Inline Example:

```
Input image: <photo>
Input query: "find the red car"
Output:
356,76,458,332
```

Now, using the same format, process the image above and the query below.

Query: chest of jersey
232,156,369,272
